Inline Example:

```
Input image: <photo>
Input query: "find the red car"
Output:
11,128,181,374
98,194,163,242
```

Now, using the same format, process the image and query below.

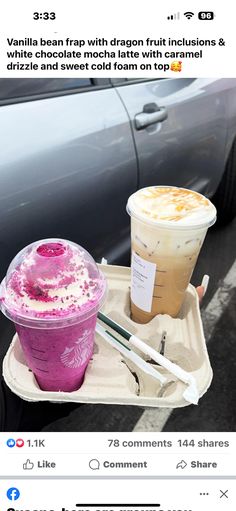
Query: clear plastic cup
0,239,107,391
127,186,217,323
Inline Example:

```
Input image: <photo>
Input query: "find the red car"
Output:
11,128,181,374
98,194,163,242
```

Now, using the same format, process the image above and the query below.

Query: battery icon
198,11,214,20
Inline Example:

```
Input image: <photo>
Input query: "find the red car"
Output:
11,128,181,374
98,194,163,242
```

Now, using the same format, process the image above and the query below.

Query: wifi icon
184,11,194,19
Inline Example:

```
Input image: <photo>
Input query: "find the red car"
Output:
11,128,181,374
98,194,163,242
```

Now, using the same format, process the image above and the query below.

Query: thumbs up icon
23,459,34,470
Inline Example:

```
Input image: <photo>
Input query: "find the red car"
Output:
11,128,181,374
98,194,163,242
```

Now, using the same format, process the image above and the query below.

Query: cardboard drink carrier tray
3,264,212,408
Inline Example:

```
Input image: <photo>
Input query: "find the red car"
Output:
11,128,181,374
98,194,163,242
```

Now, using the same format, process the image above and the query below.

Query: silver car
0,78,236,270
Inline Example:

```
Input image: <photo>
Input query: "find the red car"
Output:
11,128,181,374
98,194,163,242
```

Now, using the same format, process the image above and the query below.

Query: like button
23,459,34,470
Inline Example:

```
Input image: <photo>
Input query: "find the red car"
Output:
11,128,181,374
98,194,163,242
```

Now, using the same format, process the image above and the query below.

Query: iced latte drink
127,187,216,323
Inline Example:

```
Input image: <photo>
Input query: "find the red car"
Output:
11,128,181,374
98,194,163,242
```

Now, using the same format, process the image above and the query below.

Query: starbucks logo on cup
60,329,93,368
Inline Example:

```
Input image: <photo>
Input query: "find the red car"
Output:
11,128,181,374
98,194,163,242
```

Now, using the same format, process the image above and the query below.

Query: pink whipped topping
3,240,104,320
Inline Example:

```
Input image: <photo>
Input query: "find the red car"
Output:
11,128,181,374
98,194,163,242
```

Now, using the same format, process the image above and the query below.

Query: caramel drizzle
139,187,210,221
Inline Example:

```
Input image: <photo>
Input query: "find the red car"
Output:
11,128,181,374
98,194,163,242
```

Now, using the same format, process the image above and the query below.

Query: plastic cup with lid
0,239,107,392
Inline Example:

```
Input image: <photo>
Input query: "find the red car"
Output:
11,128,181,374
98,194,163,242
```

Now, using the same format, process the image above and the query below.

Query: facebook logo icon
7,488,20,501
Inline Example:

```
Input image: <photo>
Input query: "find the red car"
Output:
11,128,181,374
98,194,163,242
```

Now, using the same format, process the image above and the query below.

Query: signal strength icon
184,11,194,19
167,12,180,20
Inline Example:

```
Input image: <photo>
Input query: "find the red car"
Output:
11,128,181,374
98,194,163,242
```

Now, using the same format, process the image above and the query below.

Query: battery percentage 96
198,11,214,20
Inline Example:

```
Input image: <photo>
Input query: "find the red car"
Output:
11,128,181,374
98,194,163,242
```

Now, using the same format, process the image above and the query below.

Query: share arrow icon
176,460,187,469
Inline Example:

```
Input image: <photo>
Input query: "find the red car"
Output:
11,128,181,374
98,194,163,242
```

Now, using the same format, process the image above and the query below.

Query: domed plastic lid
0,239,107,328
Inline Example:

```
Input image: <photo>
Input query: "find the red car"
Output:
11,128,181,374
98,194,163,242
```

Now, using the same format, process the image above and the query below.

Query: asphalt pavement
41,216,236,433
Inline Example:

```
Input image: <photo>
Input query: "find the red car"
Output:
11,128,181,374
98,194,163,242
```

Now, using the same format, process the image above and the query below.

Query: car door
0,78,138,285
0,78,139,380
113,78,228,198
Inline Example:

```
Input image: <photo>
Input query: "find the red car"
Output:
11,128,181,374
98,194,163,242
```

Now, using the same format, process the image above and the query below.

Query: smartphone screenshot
0,1,235,510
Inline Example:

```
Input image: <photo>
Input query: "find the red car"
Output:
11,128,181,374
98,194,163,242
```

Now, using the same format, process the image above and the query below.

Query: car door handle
135,103,168,130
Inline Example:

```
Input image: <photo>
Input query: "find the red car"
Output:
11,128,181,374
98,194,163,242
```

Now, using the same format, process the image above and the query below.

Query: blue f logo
7,487,20,501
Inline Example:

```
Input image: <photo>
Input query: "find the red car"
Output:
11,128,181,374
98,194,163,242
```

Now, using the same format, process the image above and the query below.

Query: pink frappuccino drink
0,239,106,391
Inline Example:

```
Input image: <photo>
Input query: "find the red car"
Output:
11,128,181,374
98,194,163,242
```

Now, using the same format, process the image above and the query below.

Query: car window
111,78,166,85
0,78,92,101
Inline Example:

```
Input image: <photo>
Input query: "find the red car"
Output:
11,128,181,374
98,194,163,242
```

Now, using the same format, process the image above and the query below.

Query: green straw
98,311,131,340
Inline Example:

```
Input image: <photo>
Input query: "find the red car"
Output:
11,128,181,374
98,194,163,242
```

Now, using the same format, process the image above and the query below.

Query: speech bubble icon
89,459,100,470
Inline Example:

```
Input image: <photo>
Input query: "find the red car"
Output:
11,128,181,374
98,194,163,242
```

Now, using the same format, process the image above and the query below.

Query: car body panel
115,78,230,197
0,87,138,279
218,78,236,159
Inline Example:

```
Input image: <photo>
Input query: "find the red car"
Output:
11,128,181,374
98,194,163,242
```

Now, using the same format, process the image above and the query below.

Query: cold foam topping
127,187,216,226
1,239,106,321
